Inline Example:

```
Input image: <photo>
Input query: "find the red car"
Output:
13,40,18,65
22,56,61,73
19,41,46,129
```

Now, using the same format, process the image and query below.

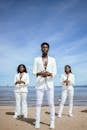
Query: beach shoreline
0,106,87,130
0,85,87,106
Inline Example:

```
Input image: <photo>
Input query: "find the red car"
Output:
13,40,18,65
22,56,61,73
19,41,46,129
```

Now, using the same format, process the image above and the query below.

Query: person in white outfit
13,64,29,119
58,65,75,118
33,42,57,129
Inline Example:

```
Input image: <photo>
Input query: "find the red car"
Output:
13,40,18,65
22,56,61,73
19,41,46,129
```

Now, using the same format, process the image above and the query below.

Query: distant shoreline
0,85,87,106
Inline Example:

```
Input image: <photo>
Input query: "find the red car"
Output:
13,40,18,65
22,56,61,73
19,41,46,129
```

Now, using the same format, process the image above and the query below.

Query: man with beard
33,42,57,129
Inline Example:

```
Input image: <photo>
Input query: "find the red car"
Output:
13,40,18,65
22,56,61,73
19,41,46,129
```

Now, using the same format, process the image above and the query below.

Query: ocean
0,85,87,106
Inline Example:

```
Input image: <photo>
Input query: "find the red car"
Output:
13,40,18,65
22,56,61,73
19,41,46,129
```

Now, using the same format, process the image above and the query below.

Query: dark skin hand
15,80,25,85
36,71,52,77
63,80,70,86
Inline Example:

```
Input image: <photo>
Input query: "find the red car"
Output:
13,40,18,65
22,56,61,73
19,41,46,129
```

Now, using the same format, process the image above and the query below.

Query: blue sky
0,0,87,86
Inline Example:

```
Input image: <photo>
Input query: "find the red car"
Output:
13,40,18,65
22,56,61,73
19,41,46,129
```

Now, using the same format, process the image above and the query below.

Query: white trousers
15,92,28,117
35,88,55,122
59,87,74,115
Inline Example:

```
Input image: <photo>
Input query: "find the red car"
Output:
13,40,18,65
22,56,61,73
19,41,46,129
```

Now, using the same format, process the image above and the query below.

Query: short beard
42,52,48,57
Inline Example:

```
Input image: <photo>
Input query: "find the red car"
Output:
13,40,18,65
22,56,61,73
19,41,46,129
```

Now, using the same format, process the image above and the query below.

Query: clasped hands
15,80,25,85
37,71,52,77
63,80,70,86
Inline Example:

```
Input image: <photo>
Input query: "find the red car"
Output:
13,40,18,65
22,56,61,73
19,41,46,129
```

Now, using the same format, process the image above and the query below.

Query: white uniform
58,73,75,116
14,72,29,118
33,56,57,124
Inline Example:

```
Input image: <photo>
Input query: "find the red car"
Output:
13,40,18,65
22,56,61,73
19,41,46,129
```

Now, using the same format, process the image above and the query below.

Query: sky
0,0,87,86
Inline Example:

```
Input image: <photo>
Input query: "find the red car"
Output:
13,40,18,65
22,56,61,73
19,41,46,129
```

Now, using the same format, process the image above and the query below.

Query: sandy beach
0,106,87,130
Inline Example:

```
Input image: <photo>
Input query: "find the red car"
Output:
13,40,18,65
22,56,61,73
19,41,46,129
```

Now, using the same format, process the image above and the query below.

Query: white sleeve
52,58,57,77
14,74,18,85
69,74,75,86
25,73,29,86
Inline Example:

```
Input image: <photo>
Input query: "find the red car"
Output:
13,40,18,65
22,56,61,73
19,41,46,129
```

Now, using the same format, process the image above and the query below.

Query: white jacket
33,56,57,89
60,73,75,90
14,72,29,92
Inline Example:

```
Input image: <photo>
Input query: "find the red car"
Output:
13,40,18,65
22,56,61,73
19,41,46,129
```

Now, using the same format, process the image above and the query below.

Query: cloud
0,0,87,85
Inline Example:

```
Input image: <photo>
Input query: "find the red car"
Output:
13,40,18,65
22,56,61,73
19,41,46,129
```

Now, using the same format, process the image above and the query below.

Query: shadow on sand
81,110,87,113
5,112,35,126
